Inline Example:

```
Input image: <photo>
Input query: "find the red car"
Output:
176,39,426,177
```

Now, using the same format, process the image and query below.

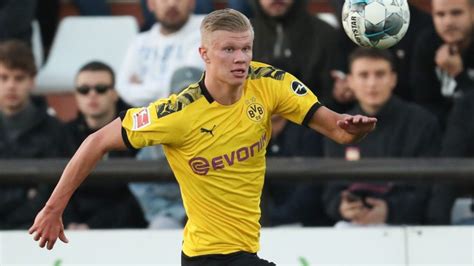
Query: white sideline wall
1,226,473,266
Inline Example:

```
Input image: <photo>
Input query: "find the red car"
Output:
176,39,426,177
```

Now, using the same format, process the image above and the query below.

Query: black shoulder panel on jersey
248,65,286,81
156,83,203,118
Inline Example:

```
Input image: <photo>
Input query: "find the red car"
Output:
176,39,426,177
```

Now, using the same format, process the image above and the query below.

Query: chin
230,80,245,87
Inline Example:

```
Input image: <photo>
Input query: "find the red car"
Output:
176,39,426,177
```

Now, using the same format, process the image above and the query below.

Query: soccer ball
341,0,410,49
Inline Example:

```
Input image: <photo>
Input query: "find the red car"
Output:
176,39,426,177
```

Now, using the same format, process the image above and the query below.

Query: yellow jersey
120,61,321,256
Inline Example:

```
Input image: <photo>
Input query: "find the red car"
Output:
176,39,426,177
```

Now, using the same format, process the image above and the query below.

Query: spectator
250,0,343,111
141,0,254,31
0,0,37,46
330,1,433,104
62,61,147,229
411,0,474,128
262,115,331,227
0,40,68,229
117,0,204,107
323,48,445,226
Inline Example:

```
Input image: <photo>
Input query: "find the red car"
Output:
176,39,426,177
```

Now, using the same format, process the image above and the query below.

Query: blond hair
200,8,254,44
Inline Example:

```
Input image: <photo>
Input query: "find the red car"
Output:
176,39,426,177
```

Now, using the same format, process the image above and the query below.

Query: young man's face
348,58,396,113
202,29,253,88
0,64,34,115
148,0,195,32
259,0,294,17
432,0,473,44
75,70,117,120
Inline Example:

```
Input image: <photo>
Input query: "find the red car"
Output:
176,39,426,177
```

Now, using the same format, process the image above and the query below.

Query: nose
234,50,248,64
441,14,456,28
366,75,378,89
4,77,16,90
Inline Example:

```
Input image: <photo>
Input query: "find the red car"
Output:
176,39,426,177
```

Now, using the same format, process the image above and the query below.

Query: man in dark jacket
330,1,433,103
250,0,342,110
323,48,451,226
411,0,474,128
63,61,147,229
0,40,68,229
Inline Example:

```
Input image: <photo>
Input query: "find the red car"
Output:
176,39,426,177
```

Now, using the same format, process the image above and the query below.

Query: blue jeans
129,146,185,228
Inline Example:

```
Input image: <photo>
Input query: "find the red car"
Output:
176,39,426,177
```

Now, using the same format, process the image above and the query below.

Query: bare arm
29,118,126,249
308,106,376,145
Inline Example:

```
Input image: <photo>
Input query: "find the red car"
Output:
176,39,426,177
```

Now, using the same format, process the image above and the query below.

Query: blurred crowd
0,0,473,230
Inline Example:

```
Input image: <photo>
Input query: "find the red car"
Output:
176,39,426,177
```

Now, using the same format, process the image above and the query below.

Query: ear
199,46,210,64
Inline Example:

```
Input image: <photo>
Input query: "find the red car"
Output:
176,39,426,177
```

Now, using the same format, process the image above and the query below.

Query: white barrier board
406,226,474,266
1,226,472,265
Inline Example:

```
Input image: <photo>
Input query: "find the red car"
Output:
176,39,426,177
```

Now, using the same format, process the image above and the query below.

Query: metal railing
1,158,474,184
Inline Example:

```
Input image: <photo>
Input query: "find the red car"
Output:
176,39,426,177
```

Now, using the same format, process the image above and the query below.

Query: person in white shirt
117,0,204,107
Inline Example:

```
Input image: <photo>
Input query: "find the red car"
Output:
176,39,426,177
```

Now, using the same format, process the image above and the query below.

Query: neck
0,100,30,117
205,76,243,105
359,103,381,116
160,27,178,36
84,107,116,130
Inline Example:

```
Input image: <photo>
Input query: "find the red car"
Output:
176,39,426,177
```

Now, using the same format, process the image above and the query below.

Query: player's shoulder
154,82,205,119
248,61,287,81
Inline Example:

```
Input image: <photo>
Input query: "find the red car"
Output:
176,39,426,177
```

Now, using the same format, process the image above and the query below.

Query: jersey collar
198,73,214,104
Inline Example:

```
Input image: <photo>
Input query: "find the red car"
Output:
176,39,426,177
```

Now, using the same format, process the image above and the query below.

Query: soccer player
29,9,377,265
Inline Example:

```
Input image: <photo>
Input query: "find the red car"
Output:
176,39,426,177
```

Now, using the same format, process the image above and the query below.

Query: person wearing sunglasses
61,61,147,231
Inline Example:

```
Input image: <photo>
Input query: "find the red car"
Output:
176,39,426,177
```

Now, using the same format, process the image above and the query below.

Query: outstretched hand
337,114,377,136
28,206,69,250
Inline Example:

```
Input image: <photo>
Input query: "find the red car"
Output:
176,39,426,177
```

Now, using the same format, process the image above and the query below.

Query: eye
242,46,251,52
451,9,464,17
224,47,234,53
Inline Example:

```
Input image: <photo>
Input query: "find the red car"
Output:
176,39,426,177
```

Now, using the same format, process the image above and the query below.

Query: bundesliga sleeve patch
291,80,308,96
132,108,151,130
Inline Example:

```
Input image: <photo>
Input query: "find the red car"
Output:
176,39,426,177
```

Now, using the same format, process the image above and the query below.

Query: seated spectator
117,0,204,107
330,1,433,104
0,0,37,46
323,48,447,227
411,0,474,128
250,0,343,111
0,40,69,229
63,61,147,229
140,0,253,31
